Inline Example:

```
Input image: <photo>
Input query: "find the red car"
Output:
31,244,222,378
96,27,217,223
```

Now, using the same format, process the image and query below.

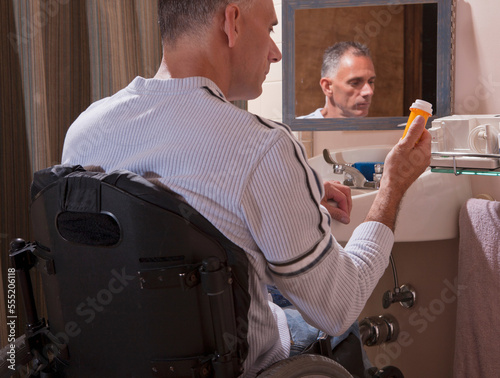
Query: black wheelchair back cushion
30,165,250,377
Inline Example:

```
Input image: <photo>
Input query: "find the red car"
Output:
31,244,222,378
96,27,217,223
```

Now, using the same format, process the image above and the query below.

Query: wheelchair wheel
257,354,353,378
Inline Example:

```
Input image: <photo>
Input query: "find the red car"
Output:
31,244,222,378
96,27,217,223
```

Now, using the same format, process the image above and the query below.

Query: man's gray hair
158,0,254,45
321,41,371,79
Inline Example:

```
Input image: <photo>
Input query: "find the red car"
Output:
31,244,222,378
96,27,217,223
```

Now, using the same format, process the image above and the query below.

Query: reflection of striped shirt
62,76,394,377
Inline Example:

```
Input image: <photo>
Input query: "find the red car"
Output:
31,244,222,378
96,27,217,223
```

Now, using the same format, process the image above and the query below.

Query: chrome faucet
333,164,367,188
322,149,383,189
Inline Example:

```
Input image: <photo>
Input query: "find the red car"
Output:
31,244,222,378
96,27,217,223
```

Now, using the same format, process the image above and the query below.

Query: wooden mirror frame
282,0,455,131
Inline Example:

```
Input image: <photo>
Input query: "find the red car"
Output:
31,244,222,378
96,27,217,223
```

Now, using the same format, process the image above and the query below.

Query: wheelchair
0,165,403,377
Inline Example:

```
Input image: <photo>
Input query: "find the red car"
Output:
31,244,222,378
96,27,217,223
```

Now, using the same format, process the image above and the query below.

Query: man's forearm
364,186,405,232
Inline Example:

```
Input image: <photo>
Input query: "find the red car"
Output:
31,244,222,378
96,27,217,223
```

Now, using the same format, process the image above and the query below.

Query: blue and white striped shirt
62,76,393,377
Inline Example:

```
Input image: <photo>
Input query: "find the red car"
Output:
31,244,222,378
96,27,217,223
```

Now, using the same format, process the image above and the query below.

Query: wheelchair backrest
29,165,250,377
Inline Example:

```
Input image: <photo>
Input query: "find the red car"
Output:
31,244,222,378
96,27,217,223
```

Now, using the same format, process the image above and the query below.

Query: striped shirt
62,76,394,377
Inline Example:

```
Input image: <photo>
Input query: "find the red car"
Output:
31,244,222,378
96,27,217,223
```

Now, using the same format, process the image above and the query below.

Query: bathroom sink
309,146,473,242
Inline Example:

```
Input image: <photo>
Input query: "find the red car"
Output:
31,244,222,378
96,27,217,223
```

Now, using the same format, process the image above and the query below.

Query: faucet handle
373,163,384,188
322,149,339,165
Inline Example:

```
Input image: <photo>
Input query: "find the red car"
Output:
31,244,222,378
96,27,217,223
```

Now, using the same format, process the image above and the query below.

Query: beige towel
454,198,500,377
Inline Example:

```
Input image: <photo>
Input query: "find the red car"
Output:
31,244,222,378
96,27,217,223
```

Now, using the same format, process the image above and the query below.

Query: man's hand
365,115,431,230
382,115,432,194
321,180,353,224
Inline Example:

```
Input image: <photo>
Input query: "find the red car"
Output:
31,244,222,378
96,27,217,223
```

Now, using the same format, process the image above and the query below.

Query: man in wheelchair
4,0,430,377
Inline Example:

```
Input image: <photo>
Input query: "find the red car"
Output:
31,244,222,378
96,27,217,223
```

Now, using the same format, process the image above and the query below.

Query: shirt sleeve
240,133,394,335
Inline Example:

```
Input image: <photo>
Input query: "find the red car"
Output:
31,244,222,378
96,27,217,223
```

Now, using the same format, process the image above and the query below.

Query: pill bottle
402,99,433,138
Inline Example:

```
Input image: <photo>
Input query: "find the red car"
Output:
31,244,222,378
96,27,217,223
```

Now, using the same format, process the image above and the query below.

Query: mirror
282,0,454,131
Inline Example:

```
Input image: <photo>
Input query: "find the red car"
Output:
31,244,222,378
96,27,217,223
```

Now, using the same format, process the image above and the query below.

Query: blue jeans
268,286,372,369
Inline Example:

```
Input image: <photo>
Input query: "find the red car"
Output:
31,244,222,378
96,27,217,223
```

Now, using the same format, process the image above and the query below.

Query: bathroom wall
453,0,500,201
249,0,282,121
249,0,500,376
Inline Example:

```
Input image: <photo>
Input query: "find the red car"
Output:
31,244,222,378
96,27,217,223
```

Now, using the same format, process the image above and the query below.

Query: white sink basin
309,146,473,242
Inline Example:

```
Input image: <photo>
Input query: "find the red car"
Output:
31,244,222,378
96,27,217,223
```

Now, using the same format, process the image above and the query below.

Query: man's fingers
402,115,426,144
328,205,350,225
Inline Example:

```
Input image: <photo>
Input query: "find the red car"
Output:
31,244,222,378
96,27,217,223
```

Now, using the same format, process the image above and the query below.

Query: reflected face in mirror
320,50,376,118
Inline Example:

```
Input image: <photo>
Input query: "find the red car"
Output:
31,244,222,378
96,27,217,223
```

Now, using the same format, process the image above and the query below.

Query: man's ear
223,4,240,48
320,77,333,96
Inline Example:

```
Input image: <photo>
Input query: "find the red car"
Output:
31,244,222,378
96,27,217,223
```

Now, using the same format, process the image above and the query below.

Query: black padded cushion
56,211,120,246
30,164,251,374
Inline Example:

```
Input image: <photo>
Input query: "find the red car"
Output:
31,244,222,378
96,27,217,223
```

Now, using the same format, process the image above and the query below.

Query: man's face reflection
321,53,376,118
